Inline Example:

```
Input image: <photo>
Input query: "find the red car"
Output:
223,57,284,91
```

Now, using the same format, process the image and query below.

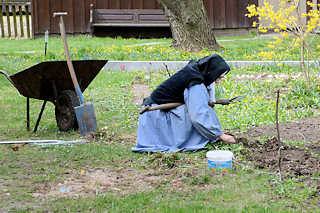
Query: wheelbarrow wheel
55,90,80,131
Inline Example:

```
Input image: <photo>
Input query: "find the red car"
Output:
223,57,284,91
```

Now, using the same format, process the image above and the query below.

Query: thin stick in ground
275,89,283,181
163,63,171,77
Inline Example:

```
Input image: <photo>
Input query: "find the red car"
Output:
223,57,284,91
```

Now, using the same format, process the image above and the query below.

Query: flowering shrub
246,0,320,87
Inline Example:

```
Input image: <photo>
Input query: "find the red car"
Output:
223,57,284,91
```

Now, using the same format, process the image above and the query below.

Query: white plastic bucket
206,150,234,171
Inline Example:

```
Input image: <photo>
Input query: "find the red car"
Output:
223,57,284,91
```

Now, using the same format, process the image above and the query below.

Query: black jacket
149,54,230,105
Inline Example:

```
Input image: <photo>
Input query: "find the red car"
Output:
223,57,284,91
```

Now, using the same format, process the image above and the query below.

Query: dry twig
163,63,171,77
275,89,284,181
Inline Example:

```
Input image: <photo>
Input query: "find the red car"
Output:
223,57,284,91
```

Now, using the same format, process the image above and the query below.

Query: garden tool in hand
209,95,245,106
54,12,97,135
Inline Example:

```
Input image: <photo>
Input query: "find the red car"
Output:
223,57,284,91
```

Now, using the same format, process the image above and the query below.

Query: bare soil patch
33,164,210,199
238,137,320,178
234,116,320,183
33,167,170,198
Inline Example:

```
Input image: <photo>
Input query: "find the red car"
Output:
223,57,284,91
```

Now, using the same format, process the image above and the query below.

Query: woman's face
215,69,229,84
215,76,223,84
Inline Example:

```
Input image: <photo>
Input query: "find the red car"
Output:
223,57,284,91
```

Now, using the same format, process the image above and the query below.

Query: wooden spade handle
139,99,237,114
54,12,85,104
139,103,184,114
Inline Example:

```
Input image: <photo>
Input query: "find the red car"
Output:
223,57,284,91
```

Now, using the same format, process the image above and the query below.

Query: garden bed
233,116,320,197
237,116,320,179
239,136,320,179
237,116,320,144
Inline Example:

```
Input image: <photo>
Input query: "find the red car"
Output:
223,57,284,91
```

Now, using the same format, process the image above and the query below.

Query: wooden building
31,0,258,37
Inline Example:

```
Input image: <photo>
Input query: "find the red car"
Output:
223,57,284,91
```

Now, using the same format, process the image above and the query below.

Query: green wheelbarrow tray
0,60,108,133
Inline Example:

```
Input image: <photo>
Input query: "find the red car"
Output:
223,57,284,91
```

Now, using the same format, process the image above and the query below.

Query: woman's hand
220,133,236,144
208,102,215,107
215,99,230,105
208,99,230,107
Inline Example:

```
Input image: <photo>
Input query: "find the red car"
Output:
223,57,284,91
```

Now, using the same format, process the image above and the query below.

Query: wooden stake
275,89,283,181
276,90,280,144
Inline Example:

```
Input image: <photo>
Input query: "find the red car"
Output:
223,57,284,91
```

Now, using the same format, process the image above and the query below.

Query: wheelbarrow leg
33,101,47,133
27,97,30,131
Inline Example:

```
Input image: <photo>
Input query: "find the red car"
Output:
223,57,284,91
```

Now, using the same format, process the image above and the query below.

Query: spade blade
74,103,97,135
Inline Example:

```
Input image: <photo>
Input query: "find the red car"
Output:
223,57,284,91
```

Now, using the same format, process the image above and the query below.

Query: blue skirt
132,84,222,152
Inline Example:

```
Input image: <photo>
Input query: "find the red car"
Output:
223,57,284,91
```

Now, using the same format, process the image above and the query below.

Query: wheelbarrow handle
0,70,16,88
54,12,85,104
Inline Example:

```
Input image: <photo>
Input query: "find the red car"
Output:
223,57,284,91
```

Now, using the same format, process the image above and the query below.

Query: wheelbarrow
0,60,108,132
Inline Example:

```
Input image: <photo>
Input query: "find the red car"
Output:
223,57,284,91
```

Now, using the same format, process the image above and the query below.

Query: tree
157,0,220,52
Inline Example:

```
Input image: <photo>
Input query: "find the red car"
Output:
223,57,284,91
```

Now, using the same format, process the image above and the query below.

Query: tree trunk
158,0,220,52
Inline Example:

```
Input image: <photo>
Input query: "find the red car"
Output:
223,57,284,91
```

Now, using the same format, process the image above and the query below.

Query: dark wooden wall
32,0,258,36
94,0,160,9
204,0,257,29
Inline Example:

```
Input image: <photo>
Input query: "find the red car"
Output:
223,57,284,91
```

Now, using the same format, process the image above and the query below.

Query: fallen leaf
12,145,19,151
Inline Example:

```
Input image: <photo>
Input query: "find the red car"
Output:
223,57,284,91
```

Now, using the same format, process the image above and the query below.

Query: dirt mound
234,116,320,179
241,116,320,143
238,137,320,178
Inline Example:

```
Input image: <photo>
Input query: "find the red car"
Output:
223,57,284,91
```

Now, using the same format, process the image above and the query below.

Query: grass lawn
0,35,319,212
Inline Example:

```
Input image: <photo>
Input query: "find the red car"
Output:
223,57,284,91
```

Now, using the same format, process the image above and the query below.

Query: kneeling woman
132,54,235,153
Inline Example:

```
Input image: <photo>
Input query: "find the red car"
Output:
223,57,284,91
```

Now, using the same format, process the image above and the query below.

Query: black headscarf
148,54,230,105
197,54,230,86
